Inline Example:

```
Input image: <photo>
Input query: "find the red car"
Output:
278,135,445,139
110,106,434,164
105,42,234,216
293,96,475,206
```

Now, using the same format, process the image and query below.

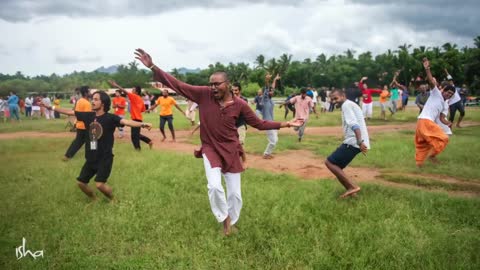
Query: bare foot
339,187,361,199
62,156,70,162
84,197,98,209
262,154,274,160
223,216,231,236
428,156,441,164
148,141,154,149
456,124,462,128
170,139,176,143
230,225,239,234
161,137,166,142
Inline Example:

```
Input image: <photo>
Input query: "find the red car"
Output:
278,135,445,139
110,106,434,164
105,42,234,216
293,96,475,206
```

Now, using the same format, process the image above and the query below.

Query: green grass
4,102,479,134
381,174,480,193
0,138,479,269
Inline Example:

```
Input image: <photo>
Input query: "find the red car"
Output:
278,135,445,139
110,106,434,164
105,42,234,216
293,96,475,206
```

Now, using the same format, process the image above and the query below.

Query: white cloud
0,0,476,76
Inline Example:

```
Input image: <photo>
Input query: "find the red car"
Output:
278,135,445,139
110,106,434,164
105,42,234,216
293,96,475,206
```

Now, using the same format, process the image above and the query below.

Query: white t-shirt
143,95,150,105
312,91,318,104
418,86,445,122
435,100,452,135
25,97,33,107
341,100,370,149
447,89,461,105
42,97,51,107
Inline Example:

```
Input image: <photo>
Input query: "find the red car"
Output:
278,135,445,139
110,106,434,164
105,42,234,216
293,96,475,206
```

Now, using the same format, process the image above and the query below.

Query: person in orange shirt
108,80,152,150
379,85,391,120
148,89,185,142
64,86,92,160
112,90,127,138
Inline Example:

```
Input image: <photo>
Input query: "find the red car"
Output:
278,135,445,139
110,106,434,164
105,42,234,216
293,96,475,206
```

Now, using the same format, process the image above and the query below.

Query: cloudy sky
0,0,477,76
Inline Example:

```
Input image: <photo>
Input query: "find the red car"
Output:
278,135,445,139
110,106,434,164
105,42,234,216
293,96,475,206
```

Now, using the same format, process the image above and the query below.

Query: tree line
1,36,479,98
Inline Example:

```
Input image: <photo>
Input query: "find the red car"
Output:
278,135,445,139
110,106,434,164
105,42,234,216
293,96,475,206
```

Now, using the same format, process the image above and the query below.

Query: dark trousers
25,107,32,117
65,129,88,158
449,101,465,122
131,119,151,150
160,115,174,132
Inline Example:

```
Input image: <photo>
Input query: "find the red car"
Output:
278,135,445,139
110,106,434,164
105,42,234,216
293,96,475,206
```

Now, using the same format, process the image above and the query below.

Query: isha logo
15,238,44,260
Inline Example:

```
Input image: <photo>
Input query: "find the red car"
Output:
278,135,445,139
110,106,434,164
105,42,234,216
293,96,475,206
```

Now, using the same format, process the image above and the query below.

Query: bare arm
423,58,436,89
358,77,368,92
272,74,281,90
42,104,75,116
390,71,400,88
354,128,368,155
439,113,452,127
120,119,152,130
393,81,407,91
174,104,185,114
135,49,207,102
241,103,303,130
148,103,158,112
108,80,128,95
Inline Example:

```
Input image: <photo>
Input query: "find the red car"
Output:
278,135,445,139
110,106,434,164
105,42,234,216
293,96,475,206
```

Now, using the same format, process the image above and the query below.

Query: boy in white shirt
325,89,369,198
415,58,455,167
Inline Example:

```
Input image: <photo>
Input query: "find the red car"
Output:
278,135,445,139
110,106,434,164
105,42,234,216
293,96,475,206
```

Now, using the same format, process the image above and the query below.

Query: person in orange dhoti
415,58,456,167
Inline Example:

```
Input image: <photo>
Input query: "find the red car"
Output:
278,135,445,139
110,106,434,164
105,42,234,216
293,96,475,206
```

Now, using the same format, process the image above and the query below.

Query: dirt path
250,121,480,136
1,123,479,198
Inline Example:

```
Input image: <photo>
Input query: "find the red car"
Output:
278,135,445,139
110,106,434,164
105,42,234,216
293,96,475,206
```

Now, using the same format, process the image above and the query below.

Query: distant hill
93,65,200,75
176,67,201,75
94,65,119,74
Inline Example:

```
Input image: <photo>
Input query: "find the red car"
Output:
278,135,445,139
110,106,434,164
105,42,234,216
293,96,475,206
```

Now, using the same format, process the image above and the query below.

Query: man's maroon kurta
153,69,281,173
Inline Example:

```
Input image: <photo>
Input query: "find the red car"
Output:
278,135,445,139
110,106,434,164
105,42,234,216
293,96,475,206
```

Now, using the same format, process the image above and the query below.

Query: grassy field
2,100,479,134
0,101,479,269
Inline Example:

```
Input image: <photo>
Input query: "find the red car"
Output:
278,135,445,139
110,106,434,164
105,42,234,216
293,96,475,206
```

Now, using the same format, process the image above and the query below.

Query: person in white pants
358,77,382,120
42,95,54,120
203,154,243,226
135,48,304,236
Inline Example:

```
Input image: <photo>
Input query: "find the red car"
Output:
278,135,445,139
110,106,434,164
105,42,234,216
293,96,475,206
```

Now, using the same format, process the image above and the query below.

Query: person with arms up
64,87,91,161
379,85,390,120
148,89,185,142
444,68,465,128
415,59,455,167
112,89,127,138
43,91,152,201
135,48,303,236
261,73,281,159
108,81,153,150
358,77,382,120
287,88,315,142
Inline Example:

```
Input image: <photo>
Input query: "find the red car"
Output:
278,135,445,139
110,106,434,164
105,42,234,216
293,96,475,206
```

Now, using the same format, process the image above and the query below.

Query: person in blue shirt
7,91,20,121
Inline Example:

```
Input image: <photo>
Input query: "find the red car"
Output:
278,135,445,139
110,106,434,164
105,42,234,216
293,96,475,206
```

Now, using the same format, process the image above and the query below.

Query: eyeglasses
208,81,226,87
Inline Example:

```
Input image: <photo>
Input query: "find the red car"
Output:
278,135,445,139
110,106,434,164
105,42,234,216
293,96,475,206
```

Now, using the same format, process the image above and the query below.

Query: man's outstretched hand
423,58,430,69
142,123,153,131
288,118,305,127
108,80,120,88
135,49,154,68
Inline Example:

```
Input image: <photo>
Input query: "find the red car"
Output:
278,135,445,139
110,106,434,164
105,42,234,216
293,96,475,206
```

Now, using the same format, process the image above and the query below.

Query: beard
213,89,222,100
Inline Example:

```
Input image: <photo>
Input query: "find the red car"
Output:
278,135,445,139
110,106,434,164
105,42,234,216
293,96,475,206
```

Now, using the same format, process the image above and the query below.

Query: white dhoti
362,102,373,118
203,154,242,225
